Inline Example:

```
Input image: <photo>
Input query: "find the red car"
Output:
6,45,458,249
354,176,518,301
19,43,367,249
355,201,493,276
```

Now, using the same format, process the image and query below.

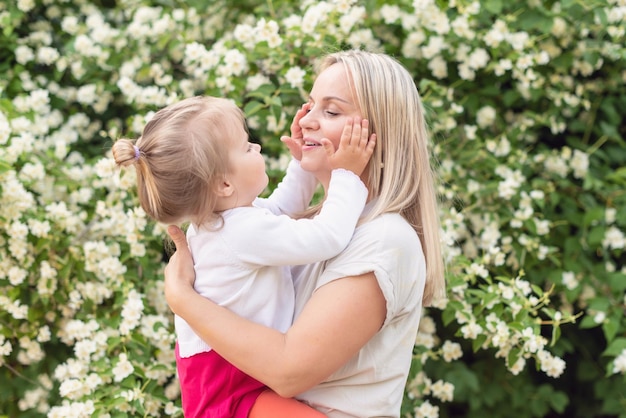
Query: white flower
431,379,454,402
562,271,579,290
419,315,437,334
603,226,625,250
36,46,60,65
222,49,248,76
76,84,98,106
402,31,426,59
461,321,483,339
613,349,626,374
468,262,489,278
594,311,606,324
509,356,526,375
522,328,546,353
112,353,134,382
37,326,51,343
15,45,34,65
544,155,569,177
284,66,306,88
467,48,490,70
339,6,365,33
605,207,616,224
514,278,532,295
570,149,589,179
347,29,380,50
484,20,508,47
498,283,514,300
476,106,496,128
441,340,463,362
422,36,446,59
508,31,529,51
255,19,282,48
428,56,448,79
551,17,568,37
59,378,88,400
415,332,436,349
414,400,439,418
17,0,35,12
380,4,402,23
74,340,97,361
538,350,566,378
246,74,271,92
17,337,45,364
8,266,27,286
0,336,12,356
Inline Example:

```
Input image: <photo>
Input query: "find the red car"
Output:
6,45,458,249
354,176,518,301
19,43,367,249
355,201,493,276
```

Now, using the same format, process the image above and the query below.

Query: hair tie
133,145,141,161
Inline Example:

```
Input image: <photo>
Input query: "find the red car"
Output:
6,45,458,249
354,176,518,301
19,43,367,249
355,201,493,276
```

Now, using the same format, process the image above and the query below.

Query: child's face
298,63,362,176
225,119,268,205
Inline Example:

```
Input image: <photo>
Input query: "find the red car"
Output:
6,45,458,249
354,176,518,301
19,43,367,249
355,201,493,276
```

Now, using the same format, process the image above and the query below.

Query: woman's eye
325,111,338,116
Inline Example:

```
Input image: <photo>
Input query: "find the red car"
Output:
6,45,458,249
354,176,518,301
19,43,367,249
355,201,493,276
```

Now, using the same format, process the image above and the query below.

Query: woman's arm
164,225,387,398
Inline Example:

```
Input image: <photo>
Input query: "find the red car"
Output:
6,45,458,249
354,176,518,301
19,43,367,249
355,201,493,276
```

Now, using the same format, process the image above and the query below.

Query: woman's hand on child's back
323,117,376,176
164,225,198,315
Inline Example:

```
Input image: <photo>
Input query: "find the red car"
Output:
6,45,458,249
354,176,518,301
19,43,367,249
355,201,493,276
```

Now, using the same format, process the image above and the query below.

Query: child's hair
318,50,445,306
112,96,245,226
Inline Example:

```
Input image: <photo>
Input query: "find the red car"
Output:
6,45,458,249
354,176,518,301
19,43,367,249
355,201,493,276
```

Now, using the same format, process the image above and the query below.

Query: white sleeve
228,169,368,266
254,159,318,216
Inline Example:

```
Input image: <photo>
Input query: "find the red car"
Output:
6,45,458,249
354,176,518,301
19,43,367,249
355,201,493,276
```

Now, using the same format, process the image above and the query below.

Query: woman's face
298,63,362,179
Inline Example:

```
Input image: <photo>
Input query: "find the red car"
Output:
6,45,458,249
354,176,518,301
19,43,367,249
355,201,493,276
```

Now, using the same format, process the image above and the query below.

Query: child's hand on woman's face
280,103,309,161
322,117,376,176
164,225,197,315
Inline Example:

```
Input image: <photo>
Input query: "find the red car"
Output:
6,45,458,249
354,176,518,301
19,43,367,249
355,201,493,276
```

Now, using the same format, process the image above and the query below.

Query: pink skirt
176,343,266,418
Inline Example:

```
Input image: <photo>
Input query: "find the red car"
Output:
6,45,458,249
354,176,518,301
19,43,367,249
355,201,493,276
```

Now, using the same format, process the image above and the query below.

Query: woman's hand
164,225,197,315
280,103,309,161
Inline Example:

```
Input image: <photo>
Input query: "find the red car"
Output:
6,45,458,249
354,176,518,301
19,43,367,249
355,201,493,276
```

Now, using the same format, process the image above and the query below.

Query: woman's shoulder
357,212,418,242
337,212,422,261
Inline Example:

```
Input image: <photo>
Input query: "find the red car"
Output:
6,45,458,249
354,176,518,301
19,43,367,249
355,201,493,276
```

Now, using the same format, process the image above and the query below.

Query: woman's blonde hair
112,96,245,226
318,50,445,306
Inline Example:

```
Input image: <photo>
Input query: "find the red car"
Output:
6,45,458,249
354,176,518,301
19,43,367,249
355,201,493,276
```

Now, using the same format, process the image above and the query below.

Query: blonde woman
164,50,446,417
112,95,375,418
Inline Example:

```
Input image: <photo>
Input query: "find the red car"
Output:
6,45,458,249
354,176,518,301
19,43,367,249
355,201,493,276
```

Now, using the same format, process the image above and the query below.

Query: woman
164,49,446,417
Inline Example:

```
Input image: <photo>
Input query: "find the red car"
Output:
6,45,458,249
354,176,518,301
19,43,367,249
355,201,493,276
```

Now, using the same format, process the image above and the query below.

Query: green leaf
483,0,503,15
579,314,600,329
243,100,265,117
608,273,626,292
602,314,622,343
0,160,11,175
603,338,626,357
551,324,561,346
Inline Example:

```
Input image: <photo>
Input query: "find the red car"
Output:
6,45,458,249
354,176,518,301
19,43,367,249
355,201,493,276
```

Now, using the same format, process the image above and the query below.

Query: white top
176,161,368,358
293,205,426,418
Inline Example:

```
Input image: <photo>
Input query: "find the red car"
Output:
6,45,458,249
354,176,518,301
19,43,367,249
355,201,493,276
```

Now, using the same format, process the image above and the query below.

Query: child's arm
255,104,317,216
229,118,376,266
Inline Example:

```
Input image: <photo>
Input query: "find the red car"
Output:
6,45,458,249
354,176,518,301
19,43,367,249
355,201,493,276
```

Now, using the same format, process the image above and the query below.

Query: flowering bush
1,0,624,417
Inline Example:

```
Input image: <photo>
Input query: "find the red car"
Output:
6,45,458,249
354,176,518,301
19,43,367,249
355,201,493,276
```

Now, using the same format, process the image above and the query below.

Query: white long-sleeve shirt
176,162,368,358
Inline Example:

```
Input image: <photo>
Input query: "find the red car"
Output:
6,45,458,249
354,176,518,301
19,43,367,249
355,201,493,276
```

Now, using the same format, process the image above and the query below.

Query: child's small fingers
359,119,370,146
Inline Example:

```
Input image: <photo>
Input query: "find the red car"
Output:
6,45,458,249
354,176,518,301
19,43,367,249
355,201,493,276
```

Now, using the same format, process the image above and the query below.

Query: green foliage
0,0,624,417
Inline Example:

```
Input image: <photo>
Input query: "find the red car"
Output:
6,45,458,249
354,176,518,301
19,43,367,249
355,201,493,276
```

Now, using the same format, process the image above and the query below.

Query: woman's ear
213,178,234,197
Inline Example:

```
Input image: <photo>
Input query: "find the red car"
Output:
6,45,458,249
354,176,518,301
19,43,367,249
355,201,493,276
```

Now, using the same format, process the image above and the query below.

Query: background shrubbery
1,0,624,417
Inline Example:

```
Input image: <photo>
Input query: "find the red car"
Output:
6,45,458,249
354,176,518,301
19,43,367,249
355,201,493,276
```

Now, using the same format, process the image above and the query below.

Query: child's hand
322,117,376,176
280,103,309,161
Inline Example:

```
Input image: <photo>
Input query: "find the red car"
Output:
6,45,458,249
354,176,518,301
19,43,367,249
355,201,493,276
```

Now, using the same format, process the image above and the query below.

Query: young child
112,96,375,418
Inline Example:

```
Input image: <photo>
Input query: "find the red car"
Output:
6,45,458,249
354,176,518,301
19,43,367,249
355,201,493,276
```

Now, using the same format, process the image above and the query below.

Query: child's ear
214,178,234,197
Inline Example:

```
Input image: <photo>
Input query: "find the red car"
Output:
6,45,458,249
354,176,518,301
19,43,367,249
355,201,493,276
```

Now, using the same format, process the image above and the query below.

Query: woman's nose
298,109,317,130
252,143,261,152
